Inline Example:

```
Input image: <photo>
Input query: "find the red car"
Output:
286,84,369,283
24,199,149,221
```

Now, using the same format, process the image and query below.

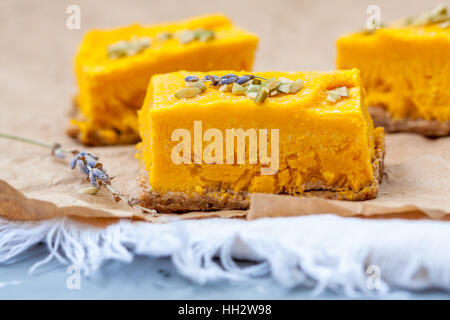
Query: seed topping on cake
175,73,305,102
107,36,151,59
178,29,215,44
326,86,349,103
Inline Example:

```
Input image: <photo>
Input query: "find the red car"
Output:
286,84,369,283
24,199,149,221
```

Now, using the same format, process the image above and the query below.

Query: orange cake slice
137,69,385,212
69,14,258,145
337,5,450,136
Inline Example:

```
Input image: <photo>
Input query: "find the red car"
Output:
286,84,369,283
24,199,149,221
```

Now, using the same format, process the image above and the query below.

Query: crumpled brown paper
248,134,450,220
1,131,449,222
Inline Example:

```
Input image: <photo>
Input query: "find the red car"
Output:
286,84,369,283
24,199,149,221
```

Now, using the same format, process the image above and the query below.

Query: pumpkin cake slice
137,69,385,212
337,4,450,136
69,14,258,145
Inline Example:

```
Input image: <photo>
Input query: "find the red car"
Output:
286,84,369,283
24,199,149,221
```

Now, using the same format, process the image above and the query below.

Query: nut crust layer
138,133,385,213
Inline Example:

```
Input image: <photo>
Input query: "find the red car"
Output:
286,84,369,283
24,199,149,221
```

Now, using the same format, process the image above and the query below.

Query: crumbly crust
66,98,140,146
138,133,385,213
369,106,450,137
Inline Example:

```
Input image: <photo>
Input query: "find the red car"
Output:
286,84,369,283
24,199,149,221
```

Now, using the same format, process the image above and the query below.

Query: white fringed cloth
1,215,450,298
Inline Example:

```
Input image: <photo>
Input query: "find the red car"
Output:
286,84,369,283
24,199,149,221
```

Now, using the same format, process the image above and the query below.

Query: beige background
0,0,449,221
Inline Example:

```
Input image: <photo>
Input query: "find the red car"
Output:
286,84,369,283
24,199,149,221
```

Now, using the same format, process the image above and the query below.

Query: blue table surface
0,244,449,300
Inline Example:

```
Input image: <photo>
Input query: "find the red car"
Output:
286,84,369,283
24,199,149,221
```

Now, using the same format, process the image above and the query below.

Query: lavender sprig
0,132,157,216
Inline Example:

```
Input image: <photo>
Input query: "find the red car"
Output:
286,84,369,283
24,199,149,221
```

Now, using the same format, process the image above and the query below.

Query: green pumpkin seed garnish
175,87,202,99
193,81,207,92
255,87,269,103
185,80,198,87
278,83,292,94
157,31,172,42
290,79,304,94
326,91,340,103
262,78,281,91
180,73,307,104
179,30,196,44
78,186,99,195
232,83,246,95
278,77,294,84
334,86,349,97
398,4,450,27
326,86,349,103
196,29,215,42
107,36,151,59
246,84,261,93
178,29,215,44
219,84,231,92
107,40,128,59
247,92,257,100
137,36,151,47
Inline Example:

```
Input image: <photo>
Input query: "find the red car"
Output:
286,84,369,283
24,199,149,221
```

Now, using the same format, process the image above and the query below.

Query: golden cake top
147,69,364,114
76,14,258,70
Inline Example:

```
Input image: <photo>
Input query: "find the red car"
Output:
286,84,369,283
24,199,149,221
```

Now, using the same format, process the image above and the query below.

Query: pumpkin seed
196,29,215,42
326,91,340,103
78,187,99,195
400,4,450,27
290,79,304,94
278,77,293,83
175,87,202,99
334,86,349,97
262,78,280,91
278,83,292,94
232,82,246,95
107,37,151,59
255,87,269,103
137,36,151,47
157,32,172,42
246,92,257,99
179,30,196,44
326,86,349,103
193,81,207,92
246,84,261,93
219,84,231,92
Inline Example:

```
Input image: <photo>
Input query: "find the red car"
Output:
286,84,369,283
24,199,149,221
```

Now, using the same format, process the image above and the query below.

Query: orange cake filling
138,69,383,199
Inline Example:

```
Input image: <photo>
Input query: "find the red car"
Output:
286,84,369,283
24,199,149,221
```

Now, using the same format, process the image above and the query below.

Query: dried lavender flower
184,75,199,82
69,157,78,169
77,159,89,176
236,75,253,85
93,168,109,181
51,143,66,159
84,154,98,168
218,76,238,85
89,171,98,188
0,132,158,216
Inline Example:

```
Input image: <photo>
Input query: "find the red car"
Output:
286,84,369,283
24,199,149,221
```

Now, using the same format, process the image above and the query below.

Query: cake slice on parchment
68,14,258,145
137,69,385,212
337,4,450,136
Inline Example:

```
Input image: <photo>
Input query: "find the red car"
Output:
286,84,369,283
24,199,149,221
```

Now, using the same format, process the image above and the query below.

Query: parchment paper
1,0,448,223
1,132,449,222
